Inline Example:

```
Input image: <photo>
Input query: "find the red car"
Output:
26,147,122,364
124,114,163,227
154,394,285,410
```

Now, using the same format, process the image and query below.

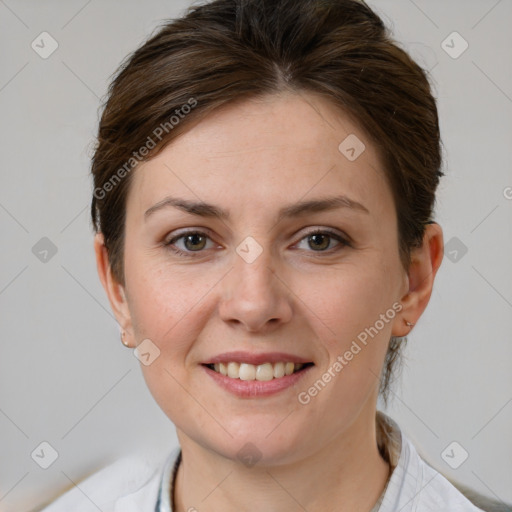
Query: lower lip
202,364,313,398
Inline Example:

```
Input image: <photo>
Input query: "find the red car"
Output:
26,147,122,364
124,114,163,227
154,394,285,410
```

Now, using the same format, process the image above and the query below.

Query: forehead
128,92,392,221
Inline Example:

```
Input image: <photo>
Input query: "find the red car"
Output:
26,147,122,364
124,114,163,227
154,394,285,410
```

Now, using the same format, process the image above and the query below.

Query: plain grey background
0,1,511,511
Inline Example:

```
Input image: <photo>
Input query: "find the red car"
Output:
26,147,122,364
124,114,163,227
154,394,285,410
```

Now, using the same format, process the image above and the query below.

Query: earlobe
392,223,444,337
94,233,133,341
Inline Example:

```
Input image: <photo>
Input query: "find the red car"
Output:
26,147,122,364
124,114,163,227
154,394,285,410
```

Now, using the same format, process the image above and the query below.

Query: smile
205,361,313,381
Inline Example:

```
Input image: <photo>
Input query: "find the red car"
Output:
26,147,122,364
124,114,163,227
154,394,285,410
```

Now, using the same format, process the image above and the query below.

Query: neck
173,409,391,512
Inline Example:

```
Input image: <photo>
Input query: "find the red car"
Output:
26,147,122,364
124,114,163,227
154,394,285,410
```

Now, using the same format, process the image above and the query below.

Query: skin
95,91,443,512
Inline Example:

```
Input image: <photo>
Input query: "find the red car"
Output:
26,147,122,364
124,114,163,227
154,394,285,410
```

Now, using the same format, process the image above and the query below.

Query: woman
39,0,505,510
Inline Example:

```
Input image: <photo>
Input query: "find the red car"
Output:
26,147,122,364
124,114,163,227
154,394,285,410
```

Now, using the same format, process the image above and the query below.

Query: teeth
239,363,256,381
227,362,240,378
256,363,274,381
210,361,306,380
273,362,285,378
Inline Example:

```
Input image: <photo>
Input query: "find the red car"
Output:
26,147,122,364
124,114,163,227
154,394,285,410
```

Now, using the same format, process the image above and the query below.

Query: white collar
153,411,483,512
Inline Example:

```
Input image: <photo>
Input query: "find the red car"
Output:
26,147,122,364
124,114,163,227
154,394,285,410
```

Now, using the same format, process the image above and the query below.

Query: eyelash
164,228,351,258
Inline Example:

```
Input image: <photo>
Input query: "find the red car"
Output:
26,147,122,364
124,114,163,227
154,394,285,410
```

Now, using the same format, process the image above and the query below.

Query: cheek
298,260,396,340
125,264,214,421
129,281,181,339
124,252,210,348
295,257,400,404
293,267,396,418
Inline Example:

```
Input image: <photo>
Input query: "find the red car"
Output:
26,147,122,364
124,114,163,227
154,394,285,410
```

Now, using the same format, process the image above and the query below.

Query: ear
392,222,444,337
94,233,134,347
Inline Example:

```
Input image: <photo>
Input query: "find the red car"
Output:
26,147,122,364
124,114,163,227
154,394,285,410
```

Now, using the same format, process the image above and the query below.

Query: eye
164,228,350,258
165,230,215,257
294,229,349,253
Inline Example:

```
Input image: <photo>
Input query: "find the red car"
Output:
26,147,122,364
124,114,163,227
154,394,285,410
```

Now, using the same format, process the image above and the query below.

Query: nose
218,249,293,333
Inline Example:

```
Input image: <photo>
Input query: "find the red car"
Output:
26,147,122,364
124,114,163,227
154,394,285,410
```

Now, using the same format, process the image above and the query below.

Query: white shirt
39,412,486,512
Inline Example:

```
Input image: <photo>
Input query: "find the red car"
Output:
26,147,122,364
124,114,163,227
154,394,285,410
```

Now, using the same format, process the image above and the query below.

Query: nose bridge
235,246,274,291
219,236,292,331
231,239,278,302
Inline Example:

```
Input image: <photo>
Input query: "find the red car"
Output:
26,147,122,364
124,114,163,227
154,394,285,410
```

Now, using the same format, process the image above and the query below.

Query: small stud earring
405,320,414,327
120,331,130,347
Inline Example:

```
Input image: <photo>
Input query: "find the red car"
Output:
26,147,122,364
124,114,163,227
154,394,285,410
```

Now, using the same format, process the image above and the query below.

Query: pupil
186,234,205,251
310,234,329,250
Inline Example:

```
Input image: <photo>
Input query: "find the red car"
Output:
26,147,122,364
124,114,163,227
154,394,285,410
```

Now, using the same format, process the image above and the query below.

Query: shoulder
406,440,487,511
377,412,487,512
37,446,180,512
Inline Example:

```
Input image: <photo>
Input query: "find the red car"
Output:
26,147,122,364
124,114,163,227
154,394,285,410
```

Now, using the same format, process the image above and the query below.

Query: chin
203,426,308,467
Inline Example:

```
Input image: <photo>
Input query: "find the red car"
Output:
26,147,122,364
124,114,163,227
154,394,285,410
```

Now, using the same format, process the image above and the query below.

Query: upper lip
203,351,313,366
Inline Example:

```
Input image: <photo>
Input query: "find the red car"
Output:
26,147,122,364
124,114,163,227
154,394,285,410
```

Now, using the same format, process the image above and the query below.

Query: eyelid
165,229,217,253
297,226,351,243
293,227,350,251
166,227,214,242
164,226,351,257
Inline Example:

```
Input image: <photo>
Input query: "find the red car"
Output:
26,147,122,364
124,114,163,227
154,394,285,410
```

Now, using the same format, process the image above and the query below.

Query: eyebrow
144,194,369,222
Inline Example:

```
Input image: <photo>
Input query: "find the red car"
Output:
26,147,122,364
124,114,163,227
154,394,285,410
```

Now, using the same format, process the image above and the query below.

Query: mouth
202,361,315,381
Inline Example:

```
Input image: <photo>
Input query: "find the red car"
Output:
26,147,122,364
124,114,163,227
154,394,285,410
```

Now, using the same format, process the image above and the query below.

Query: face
111,92,411,464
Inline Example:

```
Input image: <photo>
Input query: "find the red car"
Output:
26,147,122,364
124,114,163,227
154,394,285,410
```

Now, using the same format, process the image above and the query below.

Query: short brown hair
90,0,443,404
